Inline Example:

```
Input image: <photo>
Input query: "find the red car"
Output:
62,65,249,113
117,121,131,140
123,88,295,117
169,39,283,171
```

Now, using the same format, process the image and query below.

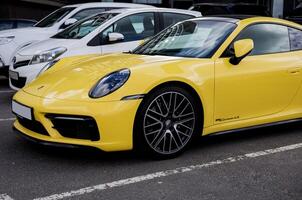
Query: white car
0,3,152,76
9,8,201,90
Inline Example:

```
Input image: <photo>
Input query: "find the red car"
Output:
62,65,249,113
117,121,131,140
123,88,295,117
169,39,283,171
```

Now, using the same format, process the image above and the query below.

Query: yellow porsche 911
12,16,302,158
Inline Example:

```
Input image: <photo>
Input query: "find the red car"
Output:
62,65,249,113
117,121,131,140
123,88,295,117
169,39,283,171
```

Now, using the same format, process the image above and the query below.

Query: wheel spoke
145,128,162,136
177,122,193,131
174,97,185,115
155,99,164,115
143,91,196,154
145,121,162,129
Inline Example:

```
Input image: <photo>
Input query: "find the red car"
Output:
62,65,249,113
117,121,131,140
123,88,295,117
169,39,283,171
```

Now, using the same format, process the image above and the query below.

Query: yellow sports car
12,16,302,158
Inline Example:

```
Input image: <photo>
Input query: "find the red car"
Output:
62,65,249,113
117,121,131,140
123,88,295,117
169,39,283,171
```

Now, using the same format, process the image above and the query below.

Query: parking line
0,118,15,122
0,194,14,200
34,142,302,200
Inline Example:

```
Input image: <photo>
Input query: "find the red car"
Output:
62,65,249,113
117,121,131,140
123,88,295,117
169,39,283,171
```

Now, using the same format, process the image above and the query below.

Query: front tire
134,86,202,159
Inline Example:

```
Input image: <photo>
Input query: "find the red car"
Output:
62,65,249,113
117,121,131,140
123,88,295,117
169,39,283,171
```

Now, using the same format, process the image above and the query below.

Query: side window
234,23,290,55
289,27,302,51
102,12,155,43
0,21,13,31
17,21,35,28
162,13,193,29
72,8,106,20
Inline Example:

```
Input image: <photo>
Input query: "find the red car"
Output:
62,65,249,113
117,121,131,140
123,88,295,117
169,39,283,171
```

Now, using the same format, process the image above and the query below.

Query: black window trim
220,22,302,58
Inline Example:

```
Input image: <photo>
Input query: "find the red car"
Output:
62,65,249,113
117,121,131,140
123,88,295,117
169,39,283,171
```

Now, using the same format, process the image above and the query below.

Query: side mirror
229,39,254,65
107,32,124,43
61,18,77,29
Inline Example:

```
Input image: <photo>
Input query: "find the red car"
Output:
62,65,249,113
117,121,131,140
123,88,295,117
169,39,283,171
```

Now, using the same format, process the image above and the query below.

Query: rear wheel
134,86,201,159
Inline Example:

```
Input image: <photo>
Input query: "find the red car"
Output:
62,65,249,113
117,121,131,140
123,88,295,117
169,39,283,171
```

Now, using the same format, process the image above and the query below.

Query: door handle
288,68,301,74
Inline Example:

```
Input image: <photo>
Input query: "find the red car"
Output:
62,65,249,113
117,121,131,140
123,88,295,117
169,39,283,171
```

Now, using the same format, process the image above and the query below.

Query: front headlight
30,47,66,65
89,69,130,98
37,59,60,77
0,36,15,45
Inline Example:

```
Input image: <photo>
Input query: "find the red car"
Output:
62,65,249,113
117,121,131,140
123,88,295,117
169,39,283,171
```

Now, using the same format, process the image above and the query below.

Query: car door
101,12,156,54
214,23,302,124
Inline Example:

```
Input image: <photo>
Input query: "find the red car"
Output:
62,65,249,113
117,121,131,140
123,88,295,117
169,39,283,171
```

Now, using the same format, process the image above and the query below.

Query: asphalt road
0,77,301,200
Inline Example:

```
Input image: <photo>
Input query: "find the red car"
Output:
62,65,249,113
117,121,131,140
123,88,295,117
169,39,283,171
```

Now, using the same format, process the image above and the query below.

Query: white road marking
34,142,302,200
0,118,15,122
0,194,14,200
0,90,14,93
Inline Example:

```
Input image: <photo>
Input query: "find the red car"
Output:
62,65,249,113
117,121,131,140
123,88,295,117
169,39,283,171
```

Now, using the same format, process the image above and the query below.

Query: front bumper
0,65,9,76
9,62,46,90
13,90,142,152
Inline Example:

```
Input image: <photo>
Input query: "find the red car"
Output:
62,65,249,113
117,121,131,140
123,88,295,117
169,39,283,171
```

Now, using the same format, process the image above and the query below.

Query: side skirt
208,118,302,137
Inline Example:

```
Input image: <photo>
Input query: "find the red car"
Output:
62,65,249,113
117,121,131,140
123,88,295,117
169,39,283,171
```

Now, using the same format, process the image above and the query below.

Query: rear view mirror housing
230,39,254,65
107,32,124,43
60,18,78,29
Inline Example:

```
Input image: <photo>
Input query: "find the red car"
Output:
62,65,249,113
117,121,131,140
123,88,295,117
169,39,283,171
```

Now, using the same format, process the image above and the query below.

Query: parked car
285,8,302,24
9,8,200,90
0,2,152,76
12,16,302,158
189,3,271,16
0,19,37,31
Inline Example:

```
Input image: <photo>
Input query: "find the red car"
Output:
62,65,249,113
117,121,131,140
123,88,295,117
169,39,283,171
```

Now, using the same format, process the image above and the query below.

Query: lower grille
17,117,49,136
13,60,30,69
10,77,26,88
46,114,100,141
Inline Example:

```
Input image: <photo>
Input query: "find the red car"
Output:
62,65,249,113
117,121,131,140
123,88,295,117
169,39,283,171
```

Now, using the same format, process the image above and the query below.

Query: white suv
0,2,152,76
9,8,201,90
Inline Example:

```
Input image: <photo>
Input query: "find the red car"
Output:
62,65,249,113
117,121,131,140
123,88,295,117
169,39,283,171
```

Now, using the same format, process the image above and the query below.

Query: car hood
18,38,77,56
22,53,185,101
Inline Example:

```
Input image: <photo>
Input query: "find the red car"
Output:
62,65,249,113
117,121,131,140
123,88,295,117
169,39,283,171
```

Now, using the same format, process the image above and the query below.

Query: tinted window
162,13,193,28
102,12,155,43
235,24,290,55
17,21,35,28
0,21,13,31
35,7,75,27
289,27,302,50
71,8,106,20
132,20,236,58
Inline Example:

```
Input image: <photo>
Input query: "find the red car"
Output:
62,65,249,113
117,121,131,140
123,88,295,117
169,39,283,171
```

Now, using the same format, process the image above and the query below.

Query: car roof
209,15,259,20
192,3,267,7
63,2,154,9
103,7,201,17
189,16,302,29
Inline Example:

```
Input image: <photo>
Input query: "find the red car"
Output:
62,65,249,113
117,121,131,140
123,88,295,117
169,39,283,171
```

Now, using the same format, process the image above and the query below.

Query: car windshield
52,13,118,39
35,7,76,27
132,20,236,58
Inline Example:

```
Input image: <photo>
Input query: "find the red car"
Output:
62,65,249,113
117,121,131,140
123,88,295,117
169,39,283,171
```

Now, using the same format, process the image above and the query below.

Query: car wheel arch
132,80,204,157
